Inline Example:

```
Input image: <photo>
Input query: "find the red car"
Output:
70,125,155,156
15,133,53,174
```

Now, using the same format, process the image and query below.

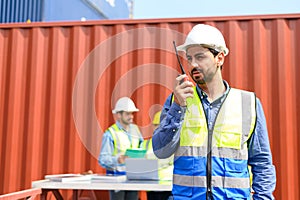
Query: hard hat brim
112,108,139,114
177,43,229,56
176,43,188,52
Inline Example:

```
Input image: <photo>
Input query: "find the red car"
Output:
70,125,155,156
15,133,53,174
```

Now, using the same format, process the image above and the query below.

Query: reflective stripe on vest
173,87,256,199
173,174,250,188
142,139,151,152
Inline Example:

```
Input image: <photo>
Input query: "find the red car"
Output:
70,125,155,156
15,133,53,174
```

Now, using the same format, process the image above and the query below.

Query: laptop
125,158,159,180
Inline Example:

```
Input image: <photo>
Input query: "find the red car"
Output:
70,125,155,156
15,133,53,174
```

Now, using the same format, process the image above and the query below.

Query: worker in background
142,111,173,200
152,24,276,199
99,97,143,200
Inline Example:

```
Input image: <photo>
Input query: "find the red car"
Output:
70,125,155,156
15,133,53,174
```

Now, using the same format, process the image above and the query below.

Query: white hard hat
177,24,229,56
112,97,139,114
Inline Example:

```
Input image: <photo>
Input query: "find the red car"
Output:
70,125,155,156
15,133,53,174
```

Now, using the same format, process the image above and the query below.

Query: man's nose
191,60,199,67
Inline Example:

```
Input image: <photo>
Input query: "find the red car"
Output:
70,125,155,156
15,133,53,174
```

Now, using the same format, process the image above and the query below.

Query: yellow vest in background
142,139,174,181
108,124,142,173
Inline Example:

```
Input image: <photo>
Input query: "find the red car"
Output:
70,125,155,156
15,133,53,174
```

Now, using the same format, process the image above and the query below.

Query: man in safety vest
99,97,143,200
152,24,276,200
142,111,173,200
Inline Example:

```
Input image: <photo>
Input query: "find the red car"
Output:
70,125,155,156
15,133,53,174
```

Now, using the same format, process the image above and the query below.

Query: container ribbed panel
0,14,299,199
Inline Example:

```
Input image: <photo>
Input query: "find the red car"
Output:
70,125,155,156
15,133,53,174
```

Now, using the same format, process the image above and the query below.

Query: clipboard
125,148,146,158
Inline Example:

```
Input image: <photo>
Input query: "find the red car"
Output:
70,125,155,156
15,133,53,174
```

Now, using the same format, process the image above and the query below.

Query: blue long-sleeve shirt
152,82,276,200
98,121,143,170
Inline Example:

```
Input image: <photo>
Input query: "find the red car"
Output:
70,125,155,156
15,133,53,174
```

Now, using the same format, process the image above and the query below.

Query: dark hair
208,48,219,57
208,48,223,69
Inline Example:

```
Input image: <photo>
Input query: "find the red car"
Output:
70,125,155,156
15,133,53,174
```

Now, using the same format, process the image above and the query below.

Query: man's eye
196,55,204,60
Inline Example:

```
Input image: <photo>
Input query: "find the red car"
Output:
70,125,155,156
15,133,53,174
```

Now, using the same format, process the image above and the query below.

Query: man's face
118,111,134,125
186,45,223,85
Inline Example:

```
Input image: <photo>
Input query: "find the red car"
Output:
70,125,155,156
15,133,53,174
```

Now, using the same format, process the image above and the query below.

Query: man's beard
191,68,206,85
121,118,132,125
191,67,217,85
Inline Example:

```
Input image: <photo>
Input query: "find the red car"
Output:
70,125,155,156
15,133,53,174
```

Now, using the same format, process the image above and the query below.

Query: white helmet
112,97,139,114
177,24,229,56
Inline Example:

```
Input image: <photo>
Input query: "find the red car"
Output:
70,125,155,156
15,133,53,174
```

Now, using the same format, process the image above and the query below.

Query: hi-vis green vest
142,139,174,181
172,87,256,200
107,123,141,174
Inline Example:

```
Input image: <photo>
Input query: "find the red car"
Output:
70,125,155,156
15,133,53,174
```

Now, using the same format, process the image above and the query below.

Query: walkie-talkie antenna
173,41,186,74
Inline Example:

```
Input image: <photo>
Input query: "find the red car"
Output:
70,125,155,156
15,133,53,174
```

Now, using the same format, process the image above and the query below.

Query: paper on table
45,174,91,182
91,174,126,182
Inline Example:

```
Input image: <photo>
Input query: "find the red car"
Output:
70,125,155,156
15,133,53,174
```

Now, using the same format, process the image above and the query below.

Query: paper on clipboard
124,148,146,158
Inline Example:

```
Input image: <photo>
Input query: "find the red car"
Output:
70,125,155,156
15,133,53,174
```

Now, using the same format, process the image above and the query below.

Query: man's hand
174,74,194,106
117,155,128,164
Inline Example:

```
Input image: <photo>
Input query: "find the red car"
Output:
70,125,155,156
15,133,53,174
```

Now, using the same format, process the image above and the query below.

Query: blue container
0,0,43,23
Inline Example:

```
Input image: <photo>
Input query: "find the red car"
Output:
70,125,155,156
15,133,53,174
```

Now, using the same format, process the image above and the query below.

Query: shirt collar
196,80,230,103
116,121,128,132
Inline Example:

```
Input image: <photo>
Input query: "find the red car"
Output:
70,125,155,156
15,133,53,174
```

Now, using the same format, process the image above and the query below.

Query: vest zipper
197,87,230,200
206,129,213,200
196,89,214,200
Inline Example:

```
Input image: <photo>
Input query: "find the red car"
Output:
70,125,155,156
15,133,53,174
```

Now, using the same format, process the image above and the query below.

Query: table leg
40,189,63,200
73,189,78,200
40,189,48,200
52,189,64,200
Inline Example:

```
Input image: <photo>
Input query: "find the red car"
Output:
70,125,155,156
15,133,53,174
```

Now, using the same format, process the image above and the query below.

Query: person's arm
248,98,276,200
98,130,120,169
153,74,193,159
152,94,186,159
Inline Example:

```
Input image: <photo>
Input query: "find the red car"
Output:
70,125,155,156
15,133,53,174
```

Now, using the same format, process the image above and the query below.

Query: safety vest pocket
174,156,194,171
224,158,247,172
172,184,193,197
173,157,195,197
225,188,251,199
223,159,250,196
181,118,206,147
185,118,205,127
216,131,242,149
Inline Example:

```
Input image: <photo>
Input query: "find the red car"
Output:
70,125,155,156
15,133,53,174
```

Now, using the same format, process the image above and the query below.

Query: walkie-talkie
173,41,188,84
172,41,191,108
173,41,186,75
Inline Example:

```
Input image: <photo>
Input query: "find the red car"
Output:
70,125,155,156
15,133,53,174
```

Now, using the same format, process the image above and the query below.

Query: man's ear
216,52,225,66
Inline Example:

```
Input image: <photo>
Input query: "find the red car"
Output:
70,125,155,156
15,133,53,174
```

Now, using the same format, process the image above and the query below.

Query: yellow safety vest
173,87,256,199
109,123,141,155
142,139,173,181
107,123,142,173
